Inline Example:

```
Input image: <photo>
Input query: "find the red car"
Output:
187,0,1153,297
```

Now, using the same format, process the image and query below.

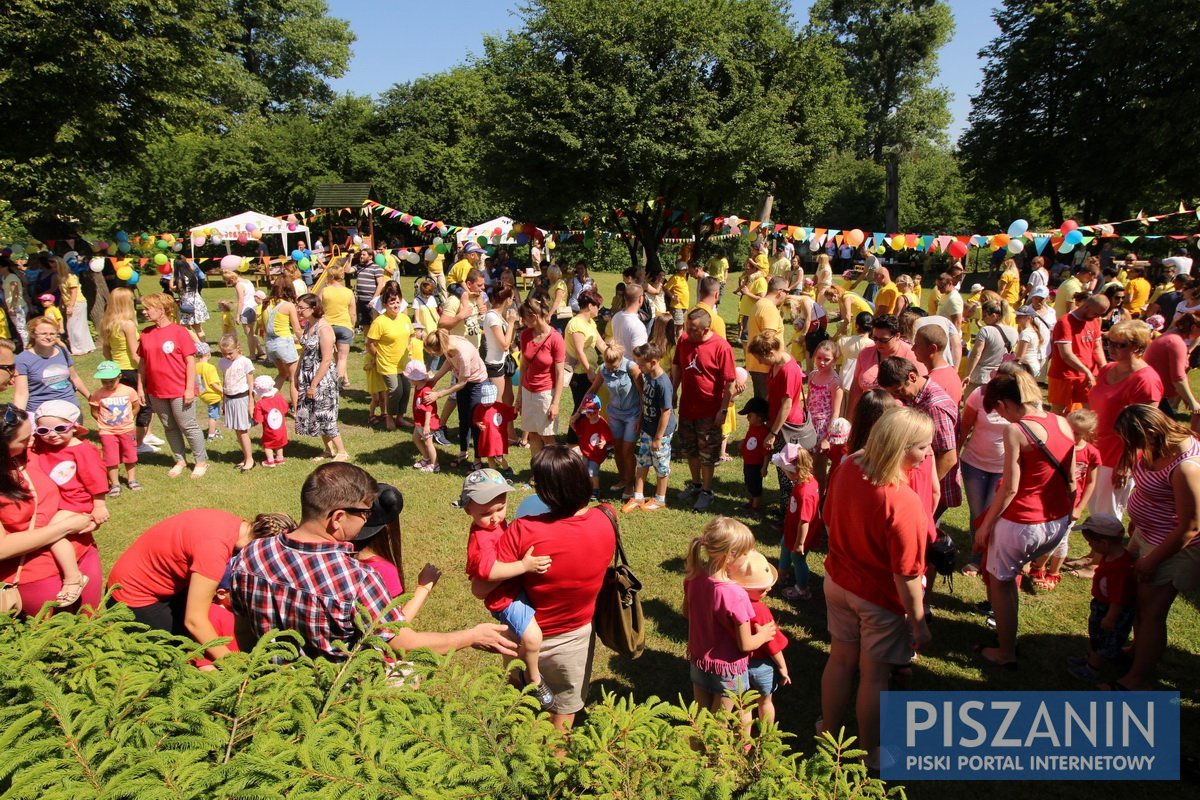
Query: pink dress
807,374,835,441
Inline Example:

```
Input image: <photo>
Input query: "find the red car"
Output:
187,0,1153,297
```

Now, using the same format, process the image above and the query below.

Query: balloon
158,262,173,275
1007,219,1029,239
220,254,242,271
115,266,133,281
287,222,297,232
191,235,206,247
948,240,969,259
1007,239,1025,254
155,239,169,250
1060,219,1078,234
171,242,182,252
298,257,311,272
237,232,248,245
153,252,168,266
546,239,556,250
353,235,364,246
735,367,749,384
875,245,886,255
436,242,449,254
406,252,420,265
291,249,304,261
126,270,140,285
115,231,129,242
808,238,822,252
118,241,131,254
1064,230,1083,246
374,253,387,267
992,233,1010,249
89,257,106,273
245,222,257,233
411,217,423,227
845,229,865,247
515,233,529,245
210,234,223,246
287,214,297,224
476,235,488,246
236,259,250,273
1059,242,1075,254
432,236,443,246
890,234,906,250
424,249,436,262
95,241,109,251
250,229,262,240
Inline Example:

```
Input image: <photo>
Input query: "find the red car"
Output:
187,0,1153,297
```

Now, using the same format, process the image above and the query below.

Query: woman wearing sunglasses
0,403,99,616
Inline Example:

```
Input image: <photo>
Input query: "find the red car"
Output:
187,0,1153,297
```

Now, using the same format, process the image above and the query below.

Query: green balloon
436,242,449,254
374,253,387,267
298,257,311,272
476,236,488,246
410,216,423,227
155,239,169,250
153,252,168,265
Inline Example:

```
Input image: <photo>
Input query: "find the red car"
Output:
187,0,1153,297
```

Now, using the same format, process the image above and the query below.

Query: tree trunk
755,187,774,225
885,156,900,231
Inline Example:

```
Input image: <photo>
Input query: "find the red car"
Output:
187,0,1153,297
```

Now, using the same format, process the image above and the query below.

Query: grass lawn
74,269,1197,797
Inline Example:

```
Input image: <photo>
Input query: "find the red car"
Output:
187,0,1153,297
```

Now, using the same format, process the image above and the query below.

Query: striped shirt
230,534,404,660
1129,438,1200,549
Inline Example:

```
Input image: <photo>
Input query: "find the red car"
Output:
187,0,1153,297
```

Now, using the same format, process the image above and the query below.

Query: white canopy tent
455,216,548,246
188,210,311,257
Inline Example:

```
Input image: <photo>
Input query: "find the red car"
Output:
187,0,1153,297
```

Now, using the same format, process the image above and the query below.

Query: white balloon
432,236,443,246
424,249,436,262
353,235,364,246
171,242,183,252
406,251,420,264
1006,239,1024,254
89,257,106,273
809,237,822,252
210,234,223,245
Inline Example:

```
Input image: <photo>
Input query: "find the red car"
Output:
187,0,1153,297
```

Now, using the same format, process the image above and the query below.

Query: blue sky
326,0,1000,139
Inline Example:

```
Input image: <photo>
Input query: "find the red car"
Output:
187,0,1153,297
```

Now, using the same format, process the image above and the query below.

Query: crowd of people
0,236,1197,770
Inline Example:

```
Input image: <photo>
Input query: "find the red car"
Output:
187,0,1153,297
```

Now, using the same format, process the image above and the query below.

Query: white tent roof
189,211,309,237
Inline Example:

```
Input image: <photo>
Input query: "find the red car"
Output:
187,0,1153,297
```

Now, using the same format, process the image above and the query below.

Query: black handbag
593,505,645,659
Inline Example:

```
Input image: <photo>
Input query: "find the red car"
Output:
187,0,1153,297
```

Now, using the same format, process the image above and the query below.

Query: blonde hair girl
683,516,777,719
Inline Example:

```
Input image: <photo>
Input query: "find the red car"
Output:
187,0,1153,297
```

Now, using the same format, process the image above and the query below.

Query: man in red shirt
1048,295,1108,413
911,324,962,407
672,307,737,512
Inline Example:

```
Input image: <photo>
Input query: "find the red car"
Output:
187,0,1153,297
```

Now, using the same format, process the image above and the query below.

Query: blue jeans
780,540,809,587
961,460,1003,564
456,380,486,454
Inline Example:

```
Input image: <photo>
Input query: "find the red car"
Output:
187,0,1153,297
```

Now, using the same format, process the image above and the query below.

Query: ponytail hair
250,512,296,539
684,516,754,580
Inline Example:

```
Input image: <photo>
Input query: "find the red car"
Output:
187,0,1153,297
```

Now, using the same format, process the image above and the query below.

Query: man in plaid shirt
230,462,516,660
877,356,962,515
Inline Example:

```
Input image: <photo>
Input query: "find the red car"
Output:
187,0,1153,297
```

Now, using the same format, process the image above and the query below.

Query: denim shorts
747,657,778,696
239,308,257,325
332,325,353,345
265,336,298,364
689,664,748,696
636,432,671,477
607,411,640,443
206,403,221,420
586,460,601,479
492,591,536,638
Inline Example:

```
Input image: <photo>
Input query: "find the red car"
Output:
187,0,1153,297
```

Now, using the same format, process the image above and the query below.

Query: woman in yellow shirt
737,263,768,342
56,258,95,355
893,274,921,316
824,285,873,337
547,265,571,333
264,278,302,408
317,265,355,388
563,290,603,442
365,283,413,430
997,258,1021,324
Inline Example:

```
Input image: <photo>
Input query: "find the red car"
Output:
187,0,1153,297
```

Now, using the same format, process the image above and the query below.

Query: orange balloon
845,229,865,247
992,233,1010,248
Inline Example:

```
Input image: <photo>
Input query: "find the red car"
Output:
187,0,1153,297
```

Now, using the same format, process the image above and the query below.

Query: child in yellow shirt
195,342,224,440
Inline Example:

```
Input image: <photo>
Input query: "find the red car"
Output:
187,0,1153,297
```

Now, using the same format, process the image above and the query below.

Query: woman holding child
0,403,100,614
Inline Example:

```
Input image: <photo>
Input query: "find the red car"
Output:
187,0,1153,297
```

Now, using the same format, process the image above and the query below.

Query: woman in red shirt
976,370,1075,668
820,406,932,771
0,404,99,615
493,446,615,730
137,293,207,479
517,295,565,457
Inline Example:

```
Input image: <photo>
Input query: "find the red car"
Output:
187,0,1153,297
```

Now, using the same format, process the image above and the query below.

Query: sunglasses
330,506,373,519
871,334,896,344
1,403,24,428
1107,340,1132,350
0,363,14,374
35,423,74,436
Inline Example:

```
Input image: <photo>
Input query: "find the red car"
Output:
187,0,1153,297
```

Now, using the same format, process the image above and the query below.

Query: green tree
480,0,858,271
809,0,954,230
898,144,968,231
961,0,1200,223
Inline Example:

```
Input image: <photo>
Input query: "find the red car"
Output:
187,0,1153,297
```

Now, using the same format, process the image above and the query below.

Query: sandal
107,485,121,498
961,562,981,577
56,574,90,608
128,480,144,491
167,463,186,479
782,585,812,601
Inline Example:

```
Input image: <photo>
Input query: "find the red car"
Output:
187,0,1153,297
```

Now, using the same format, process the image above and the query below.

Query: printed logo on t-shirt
161,340,176,354
492,411,504,427
746,436,758,452
42,363,71,392
589,432,601,448
102,396,131,425
789,496,798,514
266,408,284,430
48,459,78,486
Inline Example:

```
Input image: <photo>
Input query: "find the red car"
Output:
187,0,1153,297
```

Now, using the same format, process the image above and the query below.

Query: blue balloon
1006,219,1029,239
1059,242,1075,254
118,241,131,253
127,270,141,285
65,256,80,268
115,230,129,242
290,249,304,261
1064,230,1083,246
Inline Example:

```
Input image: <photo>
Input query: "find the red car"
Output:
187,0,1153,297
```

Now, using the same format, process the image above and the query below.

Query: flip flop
973,642,1018,670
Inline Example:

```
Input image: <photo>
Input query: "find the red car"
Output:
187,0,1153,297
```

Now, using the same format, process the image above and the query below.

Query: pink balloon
1060,219,1079,234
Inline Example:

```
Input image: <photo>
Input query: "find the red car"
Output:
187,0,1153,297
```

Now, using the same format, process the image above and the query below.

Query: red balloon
1060,219,1079,234
158,263,172,275
948,240,968,259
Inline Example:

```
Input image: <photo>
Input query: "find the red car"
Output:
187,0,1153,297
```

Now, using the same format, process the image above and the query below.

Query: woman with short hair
517,295,565,457
364,282,413,432
138,293,208,478
491,445,616,729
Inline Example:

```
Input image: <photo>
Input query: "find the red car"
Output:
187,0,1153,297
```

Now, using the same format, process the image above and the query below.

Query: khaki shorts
676,416,722,466
521,387,556,437
824,578,913,666
1131,530,1200,592
538,623,596,715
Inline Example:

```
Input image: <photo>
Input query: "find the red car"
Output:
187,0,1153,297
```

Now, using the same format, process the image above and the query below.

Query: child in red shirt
474,381,517,480
730,551,790,729
88,360,142,494
737,396,770,517
32,400,110,607
570,393,612,500
251,375,289,466
457,469,554,709
775,445,819,602
405,361,440,473
1066,515,1136,682
1034,409,1101,588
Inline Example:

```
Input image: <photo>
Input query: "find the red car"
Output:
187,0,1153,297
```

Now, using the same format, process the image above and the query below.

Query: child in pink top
88,360,142,494
730,551,790,729
683,517,778,726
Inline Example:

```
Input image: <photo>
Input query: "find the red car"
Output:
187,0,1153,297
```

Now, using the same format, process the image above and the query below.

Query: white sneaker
137,443,160,455
143,433,166,446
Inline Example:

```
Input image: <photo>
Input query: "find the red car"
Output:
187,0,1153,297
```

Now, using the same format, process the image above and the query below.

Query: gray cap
453,468,513,508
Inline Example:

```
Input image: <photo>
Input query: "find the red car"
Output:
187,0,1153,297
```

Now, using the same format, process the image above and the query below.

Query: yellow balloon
890,234,906,250
236,259,250,273
546,239,556,250
115,266,133,281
